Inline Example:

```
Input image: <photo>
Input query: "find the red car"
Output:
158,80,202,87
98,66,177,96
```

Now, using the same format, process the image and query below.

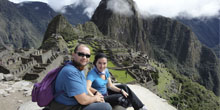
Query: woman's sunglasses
77,52,91,58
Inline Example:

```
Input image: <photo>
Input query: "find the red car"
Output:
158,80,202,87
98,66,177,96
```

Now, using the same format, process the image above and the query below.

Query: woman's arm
86,80,96,96
107,77,129,97
107,77,121,92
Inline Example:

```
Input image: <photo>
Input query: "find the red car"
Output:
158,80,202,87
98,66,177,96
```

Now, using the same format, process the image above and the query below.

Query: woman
86,53,147,110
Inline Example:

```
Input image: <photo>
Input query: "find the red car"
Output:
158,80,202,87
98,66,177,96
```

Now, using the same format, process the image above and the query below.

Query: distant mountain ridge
177,17,220,57
0,0,89,49
0,0,42,48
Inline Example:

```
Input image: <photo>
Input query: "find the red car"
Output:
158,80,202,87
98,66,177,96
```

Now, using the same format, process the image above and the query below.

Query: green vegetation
149,60,173,97
158,69,173,96
169,70,220,110
109,69,135,83
107,60,116,68
107,59,135,83
150,60,220,110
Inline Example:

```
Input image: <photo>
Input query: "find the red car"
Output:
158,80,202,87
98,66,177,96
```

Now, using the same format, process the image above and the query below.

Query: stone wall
36,54,64,82
41,50,52,64
11,60,37,77
0,47,65,81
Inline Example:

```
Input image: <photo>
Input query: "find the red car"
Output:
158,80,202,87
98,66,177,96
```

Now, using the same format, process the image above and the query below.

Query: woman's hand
121,89,129,98
94,94,105,102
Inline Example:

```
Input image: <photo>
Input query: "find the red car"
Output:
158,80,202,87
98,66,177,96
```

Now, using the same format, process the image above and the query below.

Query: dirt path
0,81,32,110
0,91,30,110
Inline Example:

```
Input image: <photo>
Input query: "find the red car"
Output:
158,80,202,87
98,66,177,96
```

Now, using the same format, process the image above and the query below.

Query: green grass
149,60,173,97
109,69,135,83
107,60,116,68
107,57,134,83
157,68,173,95
107,58,134,83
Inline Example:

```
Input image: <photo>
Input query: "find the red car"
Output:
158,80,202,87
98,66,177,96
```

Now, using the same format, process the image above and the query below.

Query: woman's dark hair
93,53,107,66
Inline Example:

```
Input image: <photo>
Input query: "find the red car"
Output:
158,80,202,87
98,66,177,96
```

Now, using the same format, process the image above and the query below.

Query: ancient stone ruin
0,47,65,82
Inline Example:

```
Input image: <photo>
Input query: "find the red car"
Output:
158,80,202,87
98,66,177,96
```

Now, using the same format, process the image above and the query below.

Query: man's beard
72,60,87,71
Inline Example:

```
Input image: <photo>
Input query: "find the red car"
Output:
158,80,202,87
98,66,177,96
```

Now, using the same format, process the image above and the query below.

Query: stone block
4,74,14,81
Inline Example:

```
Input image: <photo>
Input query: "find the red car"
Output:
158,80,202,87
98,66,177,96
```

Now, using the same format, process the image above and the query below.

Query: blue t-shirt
55,62,88,105
87,67,110,95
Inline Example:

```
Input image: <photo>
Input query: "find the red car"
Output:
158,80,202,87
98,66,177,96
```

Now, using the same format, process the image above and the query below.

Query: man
50,44,112,110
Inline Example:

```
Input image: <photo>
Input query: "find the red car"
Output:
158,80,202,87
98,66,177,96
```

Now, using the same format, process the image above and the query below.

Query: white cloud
107,0,134,16
134,0,220,18
9,0,48,3
81,0,101,18
47,0,82,12
9,0,220,18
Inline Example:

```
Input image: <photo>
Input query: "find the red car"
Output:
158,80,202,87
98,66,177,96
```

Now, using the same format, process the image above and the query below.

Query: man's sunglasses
77,52,91,58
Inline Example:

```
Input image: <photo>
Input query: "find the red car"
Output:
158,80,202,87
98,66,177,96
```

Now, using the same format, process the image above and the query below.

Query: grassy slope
150,60,220,110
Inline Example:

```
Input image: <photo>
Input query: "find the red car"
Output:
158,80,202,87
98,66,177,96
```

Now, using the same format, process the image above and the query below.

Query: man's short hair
73,44,89,53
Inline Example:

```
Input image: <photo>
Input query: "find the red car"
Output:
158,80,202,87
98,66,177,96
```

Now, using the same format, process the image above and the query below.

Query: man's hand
94,94,105,102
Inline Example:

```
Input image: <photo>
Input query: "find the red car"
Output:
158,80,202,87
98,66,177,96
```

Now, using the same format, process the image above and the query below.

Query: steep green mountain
0,0,89,49
40,14,102,51
177,17,220,57
39,14,77,50
91,0,220,96
0,0,42,48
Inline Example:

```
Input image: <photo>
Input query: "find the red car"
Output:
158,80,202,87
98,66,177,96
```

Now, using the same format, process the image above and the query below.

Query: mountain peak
92,0,152,53
40,14,72,51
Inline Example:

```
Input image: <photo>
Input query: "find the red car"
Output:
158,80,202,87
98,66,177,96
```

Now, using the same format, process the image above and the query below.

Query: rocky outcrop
91,0,220,96
91,0,152,53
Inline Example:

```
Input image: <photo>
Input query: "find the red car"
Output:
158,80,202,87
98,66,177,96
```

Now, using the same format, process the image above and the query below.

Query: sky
9,0,220,18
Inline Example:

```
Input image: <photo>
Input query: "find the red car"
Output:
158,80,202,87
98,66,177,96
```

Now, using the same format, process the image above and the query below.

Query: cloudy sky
9,0,220,18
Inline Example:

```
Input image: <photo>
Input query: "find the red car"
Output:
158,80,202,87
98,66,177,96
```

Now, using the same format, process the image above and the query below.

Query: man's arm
74,93,104,105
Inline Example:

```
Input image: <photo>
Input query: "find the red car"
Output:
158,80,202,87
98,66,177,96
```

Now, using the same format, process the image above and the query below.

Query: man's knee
103,103,112,110
84,102,112,110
